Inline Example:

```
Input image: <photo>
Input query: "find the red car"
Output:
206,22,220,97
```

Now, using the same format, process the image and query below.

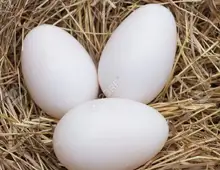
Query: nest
0,0,220,169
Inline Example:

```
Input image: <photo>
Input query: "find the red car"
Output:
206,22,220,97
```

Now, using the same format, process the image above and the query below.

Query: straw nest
0,0,220,170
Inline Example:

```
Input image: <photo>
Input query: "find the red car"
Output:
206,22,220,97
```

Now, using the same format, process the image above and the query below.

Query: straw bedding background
0,0,220,169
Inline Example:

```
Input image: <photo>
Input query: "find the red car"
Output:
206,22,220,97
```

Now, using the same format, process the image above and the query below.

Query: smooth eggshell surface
98,4,177,103
53,98,169,170
21,24,99,119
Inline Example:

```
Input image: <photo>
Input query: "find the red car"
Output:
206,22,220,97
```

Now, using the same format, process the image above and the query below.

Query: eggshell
53,98,169,170
21,24,99,119
98,4,177,103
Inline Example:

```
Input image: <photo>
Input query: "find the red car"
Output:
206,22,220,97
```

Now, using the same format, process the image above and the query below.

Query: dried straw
0,0,220,170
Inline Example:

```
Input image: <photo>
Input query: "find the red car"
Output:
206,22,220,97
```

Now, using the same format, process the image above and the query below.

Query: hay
0,0,220,169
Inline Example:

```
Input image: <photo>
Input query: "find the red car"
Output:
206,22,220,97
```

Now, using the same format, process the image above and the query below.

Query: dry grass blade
0,0,220,170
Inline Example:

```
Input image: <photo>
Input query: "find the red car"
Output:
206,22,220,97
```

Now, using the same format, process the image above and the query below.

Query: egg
21,24,99,119
98,4,177,103
53,98,169,170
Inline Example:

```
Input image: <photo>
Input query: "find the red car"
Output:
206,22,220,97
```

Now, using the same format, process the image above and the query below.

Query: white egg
98,4,177,103
21,24,99,119
53,98,169,170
